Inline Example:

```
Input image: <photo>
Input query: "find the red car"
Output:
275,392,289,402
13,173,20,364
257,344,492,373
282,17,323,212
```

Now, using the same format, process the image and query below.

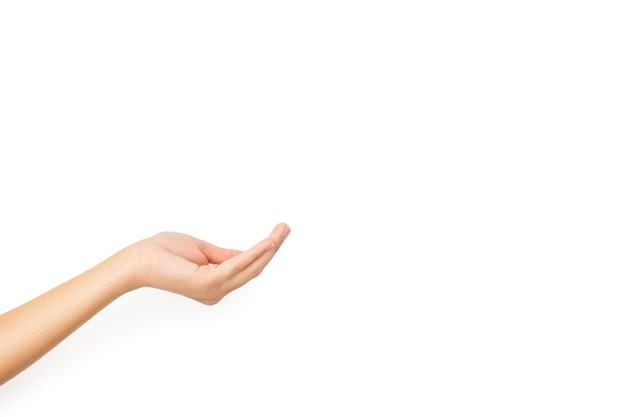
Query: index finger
214,223,290,292
214,237,276,282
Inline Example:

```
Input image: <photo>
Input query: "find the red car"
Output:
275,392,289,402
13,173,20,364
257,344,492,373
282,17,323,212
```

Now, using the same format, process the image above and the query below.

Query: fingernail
281,226,291,241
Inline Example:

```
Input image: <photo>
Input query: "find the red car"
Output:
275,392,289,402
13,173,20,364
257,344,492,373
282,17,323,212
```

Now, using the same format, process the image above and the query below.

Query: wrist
99,247,141,295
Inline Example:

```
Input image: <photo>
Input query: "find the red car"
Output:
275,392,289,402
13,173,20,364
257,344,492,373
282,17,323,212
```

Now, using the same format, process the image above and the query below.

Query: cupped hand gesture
127,223,290,304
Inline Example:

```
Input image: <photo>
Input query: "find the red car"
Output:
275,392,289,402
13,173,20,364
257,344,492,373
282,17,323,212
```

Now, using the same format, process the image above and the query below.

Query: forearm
0,250,134,385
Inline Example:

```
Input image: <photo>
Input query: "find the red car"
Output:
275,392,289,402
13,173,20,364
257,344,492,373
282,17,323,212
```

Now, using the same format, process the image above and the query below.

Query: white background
0,1,624,415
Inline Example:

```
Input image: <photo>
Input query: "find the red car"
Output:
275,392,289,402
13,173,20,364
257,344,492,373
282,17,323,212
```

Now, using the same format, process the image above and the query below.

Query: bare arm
0,223,290,385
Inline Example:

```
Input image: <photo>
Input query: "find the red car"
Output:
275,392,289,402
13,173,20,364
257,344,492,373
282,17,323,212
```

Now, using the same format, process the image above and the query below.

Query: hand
126,223,290,304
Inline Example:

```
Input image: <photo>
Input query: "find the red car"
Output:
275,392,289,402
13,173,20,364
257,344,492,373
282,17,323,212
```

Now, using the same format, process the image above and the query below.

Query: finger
217,243,279,295
197,240,242,264
270,222,291,249
202,223,289,263
212,222,289,274
217,223,290,294
215,237,276,281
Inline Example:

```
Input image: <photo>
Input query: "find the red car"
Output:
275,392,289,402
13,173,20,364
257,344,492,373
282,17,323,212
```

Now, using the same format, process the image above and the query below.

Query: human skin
0,222,290,386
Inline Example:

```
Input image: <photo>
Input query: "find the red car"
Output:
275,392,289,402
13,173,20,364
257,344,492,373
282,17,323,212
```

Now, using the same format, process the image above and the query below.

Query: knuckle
250,264,266,278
